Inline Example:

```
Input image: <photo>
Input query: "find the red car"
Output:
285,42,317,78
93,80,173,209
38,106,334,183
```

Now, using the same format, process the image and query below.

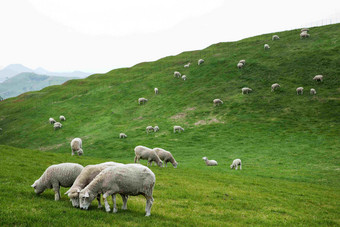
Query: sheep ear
64,189,70,195
77,189,81,193
84,191,89,198
31,184,35,188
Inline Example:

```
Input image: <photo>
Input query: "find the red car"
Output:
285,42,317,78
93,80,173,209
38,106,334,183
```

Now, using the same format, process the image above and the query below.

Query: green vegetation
0,24,339,226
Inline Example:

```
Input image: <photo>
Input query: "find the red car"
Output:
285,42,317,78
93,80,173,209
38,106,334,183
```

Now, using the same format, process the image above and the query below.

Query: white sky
0,0,339,73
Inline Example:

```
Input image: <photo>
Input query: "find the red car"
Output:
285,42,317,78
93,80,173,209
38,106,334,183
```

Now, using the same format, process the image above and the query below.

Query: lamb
202,157,218,166
296,87,304,95
213,99,223,106
49,117,56,124
138,98,148,105
271,83,280,92
71,138,83,156
313,75,323,82
134,145,163,167
154,126,159,132
242,87,252,94
174,71,181,78
53,122,62,130
154,88,158,94
264,44,270,50
184,62,191,68
230,159,242,170
310,88,316,95
65,162,124,208
60,115,66,121
146,126,154,134
153,148,178,168
181,75,187,81
237,62,244,69
31,163,83,201
173,125,184,133
272,35,280,40
198,59,204,65
119,133,127,139
239,60,246,65
79,164,155,216
300,32,310,39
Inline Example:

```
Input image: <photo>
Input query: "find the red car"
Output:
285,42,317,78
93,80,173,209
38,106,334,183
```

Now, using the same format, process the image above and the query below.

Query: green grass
0,23,340,226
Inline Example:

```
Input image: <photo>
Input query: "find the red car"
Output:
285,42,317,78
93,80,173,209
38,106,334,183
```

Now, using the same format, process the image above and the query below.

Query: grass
0,23,340,226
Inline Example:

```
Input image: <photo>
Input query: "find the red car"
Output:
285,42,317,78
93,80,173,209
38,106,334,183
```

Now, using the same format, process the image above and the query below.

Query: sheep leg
71,150,75,156
121,194,128,210
240,164,242,170
97,194,102,208
103,193,111,212
52,184,60,201
145,196,154,217
112,194,118,213
235,165,238,170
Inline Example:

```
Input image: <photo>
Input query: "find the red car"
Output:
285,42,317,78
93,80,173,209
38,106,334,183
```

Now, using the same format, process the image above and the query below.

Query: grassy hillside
0,23,339,226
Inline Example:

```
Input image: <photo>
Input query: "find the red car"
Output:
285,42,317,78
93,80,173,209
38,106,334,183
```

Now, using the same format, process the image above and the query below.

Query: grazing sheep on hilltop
153,148,178,168
154,126,159,132
300,31,310,39
271,83,280,92
310,88,316,95
154,88,158,94
242,87,252,94
198,59,204,65
138,98,148,105
182,75,187,81
237,62,244,69
264,44,270,50
119,133,127,139
272,35,280,40
313,75,323,82
71,138,83,156
184,62,191,68
134,145,163,167
174,71,181,78
146,126,154,134
230,159,242,170
173,125,184,133
54,122,62,130
60,115,66,121
296,87,304,95
31,163,83,200
49,118,56,124
213,99,223,106
202,157,218,166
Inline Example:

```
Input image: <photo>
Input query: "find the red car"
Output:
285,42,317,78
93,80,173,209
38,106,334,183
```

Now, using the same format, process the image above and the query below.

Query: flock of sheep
49,115,65,130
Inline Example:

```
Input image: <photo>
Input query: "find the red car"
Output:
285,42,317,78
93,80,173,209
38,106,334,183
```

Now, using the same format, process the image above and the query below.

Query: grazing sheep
154,126,159,132
138,98,148,105
300,32,310,39
271,83,280,92
198,59,204,65
184,62,191,68
31,163,83,201
153,148,178,168
296,87,304,95
310,88,316,95
65,162,124,208
79,164,155,216
154,88,158,94
173,125,184,133
213,99,223,106
181,75,187,81
239,60,246,65
134,145,163,167
242,87,252,94
71,138,83,156
313,75,323,82
49,117,56,124
119,133,127,139
272,35,280,40
53,122,62,130
264,44,270,50
237,62,244,69
174,71,181,78
202,157,218,166
146,126,154,134
230,159,242,170
60,115,66,121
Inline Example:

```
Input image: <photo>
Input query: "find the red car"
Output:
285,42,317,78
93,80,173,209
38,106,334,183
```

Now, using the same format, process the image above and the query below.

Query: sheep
272,35,280,40
53,122,62,130
296,87,304,95
181,75,187,81
313,75,323,82
60,115,66,121
310,88,316,95
154,88,158,94
213,99,223,106
119,133,127,139
138,98,148,105
65,162,124,208
300,32,310,39
301,28,309,32
71,138,83,156
202,157,218,166
31,163,83,201
184,62,191,68
154,126,159,132
237,62,244,69
174,71,181,78
49,117,56,124
271,83,280,92
153,148,178,168
264,44,270,50
134,145,163,167
79,164,155,216
239,60,246,65
173,125,184,133
146,126,154,134
198,59,204,65
242,87,252,94
230,159,242,170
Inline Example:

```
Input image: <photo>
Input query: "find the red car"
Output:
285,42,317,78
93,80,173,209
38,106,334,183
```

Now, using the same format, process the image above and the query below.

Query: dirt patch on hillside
186,107,196,111
134,116,143,120
171,113,187,120
194,118,224,126
39,143,64,151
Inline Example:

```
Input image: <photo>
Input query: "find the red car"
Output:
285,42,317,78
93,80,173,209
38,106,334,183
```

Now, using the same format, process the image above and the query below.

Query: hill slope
0,24,339,225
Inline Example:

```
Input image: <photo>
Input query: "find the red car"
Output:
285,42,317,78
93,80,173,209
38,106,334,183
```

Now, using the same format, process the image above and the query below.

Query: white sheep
313,75,323,82
271,83,280,92
181,75,187,81
71,138,83,156
237,62,244,69
65,162,124,208
173,125,184,133
119,133,127,139
184,62,191,68
31,163,83,201
230,159,242,170
153,148,178,168
154,126,159,132
146,126,154,134
154,88,158,94
264,44,270,50
138,98,148,105
242,87,252,94
272,35,280,40
300,32,310,39
53,122,62,130
296,87,304,95
198,59,204,65
49,117,56,124
60,115,66,121
310,88,316,95
174,71,181,78
239,60,246,65
202,157,218,166
134,145,163,167
79,164,155,216
213,99,223,106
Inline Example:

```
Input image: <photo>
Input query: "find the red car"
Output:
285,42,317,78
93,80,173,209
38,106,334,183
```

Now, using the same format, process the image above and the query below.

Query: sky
0,0,339,73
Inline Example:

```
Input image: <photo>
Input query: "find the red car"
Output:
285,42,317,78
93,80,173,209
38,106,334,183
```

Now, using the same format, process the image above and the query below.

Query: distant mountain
0,72,78,99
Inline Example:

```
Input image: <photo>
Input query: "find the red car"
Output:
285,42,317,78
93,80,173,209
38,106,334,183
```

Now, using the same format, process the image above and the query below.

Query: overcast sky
0,0,339,73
